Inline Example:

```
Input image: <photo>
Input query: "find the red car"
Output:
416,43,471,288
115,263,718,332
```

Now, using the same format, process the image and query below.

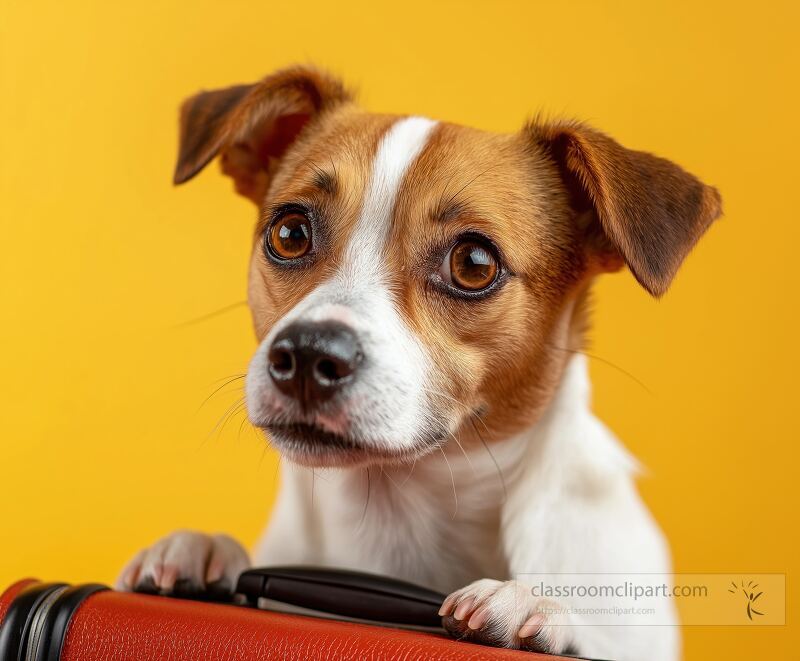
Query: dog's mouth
263,421,444,467
268,422,364,451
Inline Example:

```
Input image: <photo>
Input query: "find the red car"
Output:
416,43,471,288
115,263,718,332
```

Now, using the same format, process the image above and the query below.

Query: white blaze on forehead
342,116,438,282
248,116,442,450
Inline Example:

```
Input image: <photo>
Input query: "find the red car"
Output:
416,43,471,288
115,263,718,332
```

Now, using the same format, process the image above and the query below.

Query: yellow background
1,1,797,658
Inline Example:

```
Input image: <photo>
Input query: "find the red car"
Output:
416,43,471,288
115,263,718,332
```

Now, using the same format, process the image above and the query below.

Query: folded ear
174,66,351,204
529,119,722,297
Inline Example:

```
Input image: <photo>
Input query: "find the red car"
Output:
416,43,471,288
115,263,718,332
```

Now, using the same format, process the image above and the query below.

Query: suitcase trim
37,584,109,661
0,583,108,661
0,583,67,661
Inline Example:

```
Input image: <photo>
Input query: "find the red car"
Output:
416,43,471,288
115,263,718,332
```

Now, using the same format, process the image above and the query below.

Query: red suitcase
0,576,583,660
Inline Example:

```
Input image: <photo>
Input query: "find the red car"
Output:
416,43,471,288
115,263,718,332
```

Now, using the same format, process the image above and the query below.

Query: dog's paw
116,531,250,597
439,579,576,654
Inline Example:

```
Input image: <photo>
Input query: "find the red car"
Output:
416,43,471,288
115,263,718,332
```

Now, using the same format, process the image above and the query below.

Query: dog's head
175,66,721,467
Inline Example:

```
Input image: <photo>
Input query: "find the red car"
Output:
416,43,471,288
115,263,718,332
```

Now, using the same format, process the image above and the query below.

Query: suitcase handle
236,566,446,628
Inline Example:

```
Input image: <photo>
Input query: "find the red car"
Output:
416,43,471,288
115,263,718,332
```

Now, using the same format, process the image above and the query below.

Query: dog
117,66,721,659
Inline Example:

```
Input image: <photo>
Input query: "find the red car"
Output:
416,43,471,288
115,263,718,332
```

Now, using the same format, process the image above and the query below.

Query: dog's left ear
529,120,722,297
174,66,351,204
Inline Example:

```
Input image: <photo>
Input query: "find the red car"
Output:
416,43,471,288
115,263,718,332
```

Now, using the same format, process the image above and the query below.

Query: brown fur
528,119,722,297
174,65,722,451
174,67,351,203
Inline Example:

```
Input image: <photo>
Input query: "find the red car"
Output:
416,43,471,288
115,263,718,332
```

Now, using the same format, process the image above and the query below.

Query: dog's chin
261,422,440,468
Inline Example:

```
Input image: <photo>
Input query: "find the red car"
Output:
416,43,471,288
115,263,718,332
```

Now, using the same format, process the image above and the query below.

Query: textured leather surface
0,579,38,621
55,589,574,661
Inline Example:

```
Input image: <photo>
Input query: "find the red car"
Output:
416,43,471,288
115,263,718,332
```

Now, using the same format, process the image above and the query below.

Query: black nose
267,321,363,408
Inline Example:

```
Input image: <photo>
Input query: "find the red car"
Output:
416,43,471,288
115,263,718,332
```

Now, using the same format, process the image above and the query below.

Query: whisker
196,396,242,451
547,344,652,395
416,385,505,499
400,457,418,486
256,442,270,472
311,468,331,483
440,165,495,214
420,385,474,412
448,430,477,476
197,374,246,412
236,410,253,442
358,467,372,528
270,450,281,481
222,401,248,439
209,372,248,385
439,447,458,519
206,397,246,445
380,466,405,493
470,416,507,502
172,301,248,328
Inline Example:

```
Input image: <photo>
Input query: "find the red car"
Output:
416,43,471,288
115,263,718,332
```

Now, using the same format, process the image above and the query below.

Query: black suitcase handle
236,566,445,628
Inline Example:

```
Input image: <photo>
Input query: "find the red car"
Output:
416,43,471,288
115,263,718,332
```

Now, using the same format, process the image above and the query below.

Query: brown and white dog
118,66,721,659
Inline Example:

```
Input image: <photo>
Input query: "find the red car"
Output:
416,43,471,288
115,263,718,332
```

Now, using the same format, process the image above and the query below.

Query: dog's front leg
116,531,250,596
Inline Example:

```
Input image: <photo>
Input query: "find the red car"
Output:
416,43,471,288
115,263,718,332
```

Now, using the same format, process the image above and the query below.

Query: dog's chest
309,455,513,594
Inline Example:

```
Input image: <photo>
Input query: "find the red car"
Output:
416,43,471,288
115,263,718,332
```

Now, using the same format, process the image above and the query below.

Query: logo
728,580,764,620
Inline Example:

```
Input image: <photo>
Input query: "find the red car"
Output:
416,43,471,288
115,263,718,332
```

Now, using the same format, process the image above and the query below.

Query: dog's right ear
173,66,351,204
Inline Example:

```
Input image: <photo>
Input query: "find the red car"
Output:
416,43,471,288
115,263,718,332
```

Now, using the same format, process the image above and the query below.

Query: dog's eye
266,211,312,261
440,239,498,291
